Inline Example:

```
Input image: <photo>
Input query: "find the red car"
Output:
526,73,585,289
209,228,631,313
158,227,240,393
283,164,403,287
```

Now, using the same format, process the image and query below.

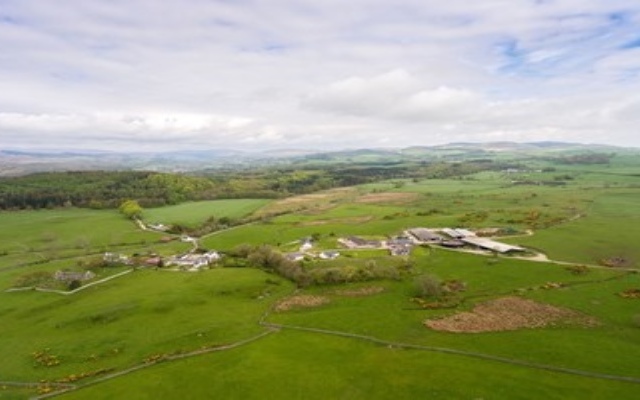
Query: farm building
180,235,196,243
148,223,169,232
408,228,443,242
144,256,163,267
441,228,476,239
286,252,305,262
103,252,130,265
167,251,220,270
389,245,412,256
339,236,383,249
299,239,313,252
460,237,525,253
455,229,476,237
439,240,466,248
387,236,414,256
54,270,95,282
387,236,414,246
319,251,340,260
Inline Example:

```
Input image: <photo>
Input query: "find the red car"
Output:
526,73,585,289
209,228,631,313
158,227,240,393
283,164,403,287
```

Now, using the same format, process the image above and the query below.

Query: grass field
59,331,640,400
0,209,163,289
142,199,272,226
511,190,640,265
1,160,639,399
0,268,293,383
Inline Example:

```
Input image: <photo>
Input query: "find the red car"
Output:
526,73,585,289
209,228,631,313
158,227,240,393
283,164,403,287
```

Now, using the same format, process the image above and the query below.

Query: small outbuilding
319,251,340,260
286,252,305,262
54,270,95,282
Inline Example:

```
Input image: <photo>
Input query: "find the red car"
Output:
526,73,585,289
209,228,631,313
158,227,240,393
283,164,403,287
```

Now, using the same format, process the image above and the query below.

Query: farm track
433,243,638,272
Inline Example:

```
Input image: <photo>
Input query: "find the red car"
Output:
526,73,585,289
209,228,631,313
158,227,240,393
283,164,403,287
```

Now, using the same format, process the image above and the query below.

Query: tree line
0,160,505,211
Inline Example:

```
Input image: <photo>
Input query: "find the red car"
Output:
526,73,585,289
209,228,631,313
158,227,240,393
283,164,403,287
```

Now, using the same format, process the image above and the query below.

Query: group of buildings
57,225,524,284
102,250,221,271
337,227,525,256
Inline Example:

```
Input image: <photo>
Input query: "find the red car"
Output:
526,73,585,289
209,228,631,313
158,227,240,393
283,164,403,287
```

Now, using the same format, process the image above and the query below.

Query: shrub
565,265,589,275
413,274,443,299
68,280,82,291
13,271,52,288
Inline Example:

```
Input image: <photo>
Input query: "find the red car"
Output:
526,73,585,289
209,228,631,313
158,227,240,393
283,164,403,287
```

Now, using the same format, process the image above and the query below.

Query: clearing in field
257,188,358,215
142,199,270,226
356,191,419,204
298,215,373,226
274,295,330,312
425,296,599,333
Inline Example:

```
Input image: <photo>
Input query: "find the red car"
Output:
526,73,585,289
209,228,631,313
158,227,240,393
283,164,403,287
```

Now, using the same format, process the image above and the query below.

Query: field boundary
260,321,640,385
31,328,278,399
5,269,134,296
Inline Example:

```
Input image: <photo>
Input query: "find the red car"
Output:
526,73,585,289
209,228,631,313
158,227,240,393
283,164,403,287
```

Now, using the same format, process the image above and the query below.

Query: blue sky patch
621,37,640,49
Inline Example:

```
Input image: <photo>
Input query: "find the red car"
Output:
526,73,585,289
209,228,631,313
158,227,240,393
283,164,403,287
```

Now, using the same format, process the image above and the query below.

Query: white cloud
1,0,639,150
305,70,484,123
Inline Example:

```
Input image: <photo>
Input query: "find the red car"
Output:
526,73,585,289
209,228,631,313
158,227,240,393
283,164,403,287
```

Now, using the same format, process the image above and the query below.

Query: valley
0,145,639,399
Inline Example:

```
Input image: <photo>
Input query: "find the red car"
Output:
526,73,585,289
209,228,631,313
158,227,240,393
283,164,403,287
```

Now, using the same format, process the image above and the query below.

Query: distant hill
1,142,637,176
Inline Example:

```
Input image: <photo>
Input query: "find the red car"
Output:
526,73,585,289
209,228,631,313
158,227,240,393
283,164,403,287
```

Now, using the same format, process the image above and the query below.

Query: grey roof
408,228,443,241
460,237,525,253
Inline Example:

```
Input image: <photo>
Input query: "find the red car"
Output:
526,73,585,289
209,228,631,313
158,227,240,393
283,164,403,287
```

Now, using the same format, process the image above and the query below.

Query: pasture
0,268,293,382
0,159,639,399
143,199,271,227
59,331,640,400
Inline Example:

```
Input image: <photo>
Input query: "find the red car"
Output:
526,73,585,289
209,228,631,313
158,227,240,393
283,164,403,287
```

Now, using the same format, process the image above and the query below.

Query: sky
1,0,640,151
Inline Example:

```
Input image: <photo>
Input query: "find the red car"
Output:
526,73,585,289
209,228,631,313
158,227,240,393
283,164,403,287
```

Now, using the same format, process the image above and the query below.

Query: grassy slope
0,209,164,289
60,331,639,400
142,199,272,226
0,268,293,383
1,159,639,399
512,191,640,266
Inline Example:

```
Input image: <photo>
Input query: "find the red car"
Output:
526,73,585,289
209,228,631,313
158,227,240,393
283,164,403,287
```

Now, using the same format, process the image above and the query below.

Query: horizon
1,1,640,151
2,140,635,156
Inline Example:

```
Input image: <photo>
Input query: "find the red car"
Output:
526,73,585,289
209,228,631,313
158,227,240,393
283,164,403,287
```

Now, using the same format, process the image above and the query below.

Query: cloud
1,0,640,150
304,70,484,123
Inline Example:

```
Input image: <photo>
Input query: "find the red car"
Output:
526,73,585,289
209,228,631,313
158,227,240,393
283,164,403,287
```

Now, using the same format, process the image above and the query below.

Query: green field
0,160,639,399
60,331,639,400
142,199,272,226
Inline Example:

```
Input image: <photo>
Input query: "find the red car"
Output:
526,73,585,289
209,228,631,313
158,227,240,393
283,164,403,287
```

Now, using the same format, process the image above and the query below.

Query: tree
119,200,143,219
68,280,82,291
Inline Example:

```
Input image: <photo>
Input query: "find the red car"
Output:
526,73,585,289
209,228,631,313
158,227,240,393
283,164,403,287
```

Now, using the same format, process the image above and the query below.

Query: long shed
460,237,525,253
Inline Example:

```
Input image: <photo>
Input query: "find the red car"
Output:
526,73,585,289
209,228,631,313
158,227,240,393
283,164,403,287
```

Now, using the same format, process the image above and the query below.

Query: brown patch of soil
599,256,632,268
274,295,330,312
356,192,419,204
333,286,385,297
618,288,640,299
425,296,598,333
